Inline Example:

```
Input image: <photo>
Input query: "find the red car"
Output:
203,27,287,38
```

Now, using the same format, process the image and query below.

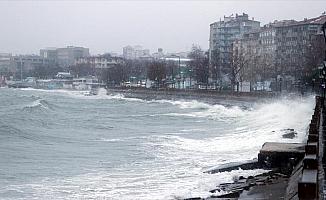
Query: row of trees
225,35,325,91
16,35,324,92
16,64,64,80
66,45,210,89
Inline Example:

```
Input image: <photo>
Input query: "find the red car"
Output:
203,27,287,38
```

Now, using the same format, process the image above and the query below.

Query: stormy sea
0,88,314,200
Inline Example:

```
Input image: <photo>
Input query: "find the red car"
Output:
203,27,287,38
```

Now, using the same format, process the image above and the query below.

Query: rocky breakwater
183,97,321,200
184,142,305,200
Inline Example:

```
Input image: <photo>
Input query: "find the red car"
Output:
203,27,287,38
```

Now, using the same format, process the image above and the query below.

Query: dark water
0,88,314,199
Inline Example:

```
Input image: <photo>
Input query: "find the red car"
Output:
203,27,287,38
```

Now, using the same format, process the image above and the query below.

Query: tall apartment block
209,13,260,80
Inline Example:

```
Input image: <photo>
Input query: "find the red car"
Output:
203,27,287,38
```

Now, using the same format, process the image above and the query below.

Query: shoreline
8,87,313,199
107,87,306,200
106,87,283,106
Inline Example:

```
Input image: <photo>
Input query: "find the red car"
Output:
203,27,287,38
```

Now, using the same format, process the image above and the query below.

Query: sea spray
0,88,315,200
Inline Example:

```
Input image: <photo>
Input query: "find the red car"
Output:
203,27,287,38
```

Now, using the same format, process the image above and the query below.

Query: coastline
106,87,282,106
3,87,315,199
107,87,304,199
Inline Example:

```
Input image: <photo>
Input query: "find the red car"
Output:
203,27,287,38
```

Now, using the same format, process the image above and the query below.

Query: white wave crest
5,93,315,200
20,88,146,102
151,99,211,109
23,99,50,110
3,167,268,200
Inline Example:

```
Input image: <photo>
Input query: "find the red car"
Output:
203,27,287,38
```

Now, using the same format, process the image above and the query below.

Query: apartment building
209,13,260,80
40,46,89,68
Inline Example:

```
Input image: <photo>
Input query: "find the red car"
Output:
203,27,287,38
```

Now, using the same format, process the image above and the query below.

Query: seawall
106,87,280,105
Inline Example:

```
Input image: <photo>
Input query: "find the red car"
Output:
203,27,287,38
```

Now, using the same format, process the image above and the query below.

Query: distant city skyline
0,1,325,55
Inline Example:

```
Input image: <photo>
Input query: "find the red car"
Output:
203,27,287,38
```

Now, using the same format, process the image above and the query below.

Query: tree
210,49,221,85
165,60,178,80
302,34,325,85
108,64,126,85
188,45,209,88
124,59,150,82
231,42,251,91
147,61,166,88
69,63,95,78
30,63,64,79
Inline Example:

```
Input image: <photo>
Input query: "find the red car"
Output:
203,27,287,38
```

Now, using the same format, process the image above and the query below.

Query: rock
282,129,297,139
258,142,305,169
204,159,259,174
232,175,239,183
209,188,221,193
212,192,240,198
282,132,296,139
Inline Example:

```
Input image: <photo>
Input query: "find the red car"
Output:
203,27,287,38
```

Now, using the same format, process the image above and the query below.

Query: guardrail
298,96,321,200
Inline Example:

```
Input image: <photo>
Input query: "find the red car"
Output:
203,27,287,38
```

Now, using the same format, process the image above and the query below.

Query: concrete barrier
297,96,320,200
298,169,318,199
303,154,318,169
305,142,318,155
308,134,318,143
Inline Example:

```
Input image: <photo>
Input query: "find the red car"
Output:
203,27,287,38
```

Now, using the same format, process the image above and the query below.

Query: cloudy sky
0,0,325,55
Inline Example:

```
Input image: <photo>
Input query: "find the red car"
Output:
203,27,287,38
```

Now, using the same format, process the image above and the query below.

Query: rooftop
264,14,326,28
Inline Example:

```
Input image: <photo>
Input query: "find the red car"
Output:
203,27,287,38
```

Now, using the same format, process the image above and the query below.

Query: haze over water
0,88,314,199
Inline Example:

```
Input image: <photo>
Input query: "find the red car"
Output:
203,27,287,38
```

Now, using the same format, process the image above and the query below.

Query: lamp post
177,56,181,89
171,55,181,89
189,68,193,89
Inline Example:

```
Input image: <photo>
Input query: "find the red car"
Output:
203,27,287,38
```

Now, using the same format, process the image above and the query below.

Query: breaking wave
2,88,315,200
22,99,52,112
20,88,145,102
151,99,212,109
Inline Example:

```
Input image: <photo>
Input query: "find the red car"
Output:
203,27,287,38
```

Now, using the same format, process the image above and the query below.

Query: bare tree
147,61,166,88
209,49,221,85
165,60,178,79
31,63,64,79
302,34,325,83
70,63,95,78
188,45,209,88
107,64,127,86
231,43,251,91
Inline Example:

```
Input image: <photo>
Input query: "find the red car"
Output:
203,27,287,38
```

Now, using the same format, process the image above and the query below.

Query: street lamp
189,68,193,89
171,55,181,89
177,56,181,89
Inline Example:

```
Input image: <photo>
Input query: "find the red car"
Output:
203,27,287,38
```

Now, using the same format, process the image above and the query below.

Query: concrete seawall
107,87,280,105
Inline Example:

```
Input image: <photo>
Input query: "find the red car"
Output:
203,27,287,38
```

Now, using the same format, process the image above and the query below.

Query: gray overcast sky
0,0,325,55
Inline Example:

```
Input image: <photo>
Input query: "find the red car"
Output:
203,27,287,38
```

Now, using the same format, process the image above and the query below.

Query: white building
40,46,89,68
152,48,164,59
122,45,150,59
75,54,124,69
209,13,260,79
0,53,12,75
